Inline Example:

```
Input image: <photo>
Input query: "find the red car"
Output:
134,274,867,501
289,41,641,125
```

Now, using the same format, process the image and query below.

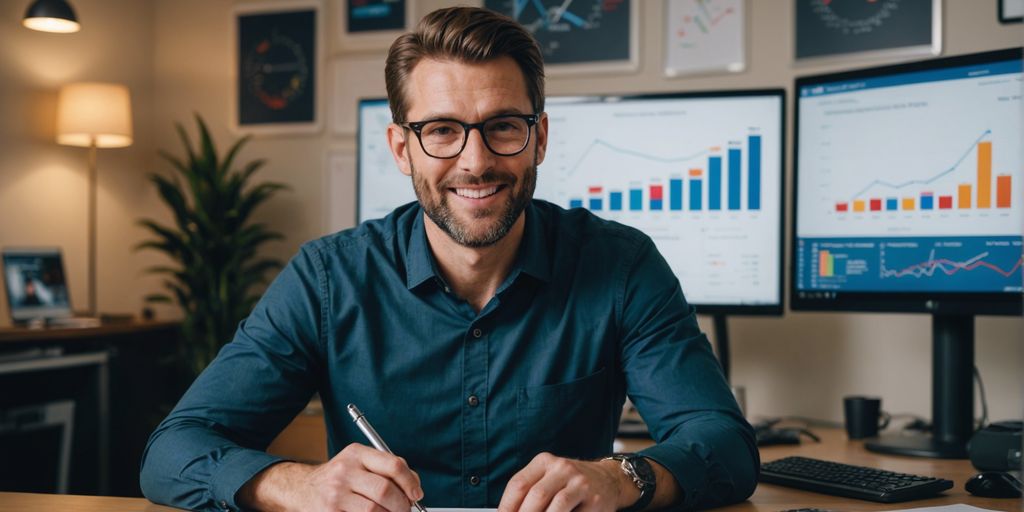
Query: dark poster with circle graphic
484,0,632,66
237,9,316,126
795,0,936,60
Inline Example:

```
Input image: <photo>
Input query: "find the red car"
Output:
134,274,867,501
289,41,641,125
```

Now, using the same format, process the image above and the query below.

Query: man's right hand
238,443,425,512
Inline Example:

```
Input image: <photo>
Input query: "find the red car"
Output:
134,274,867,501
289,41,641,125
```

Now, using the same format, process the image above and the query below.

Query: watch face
630,456,657,486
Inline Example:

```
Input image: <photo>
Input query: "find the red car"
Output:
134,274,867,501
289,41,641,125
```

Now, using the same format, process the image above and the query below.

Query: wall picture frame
483,0,639,75
232,1,324,135
794,0,942,64
999,0,1023,23
664,0,746,77
336,0,414,52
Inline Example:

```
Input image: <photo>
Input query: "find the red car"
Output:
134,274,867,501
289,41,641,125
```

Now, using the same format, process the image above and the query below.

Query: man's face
387,57,548,247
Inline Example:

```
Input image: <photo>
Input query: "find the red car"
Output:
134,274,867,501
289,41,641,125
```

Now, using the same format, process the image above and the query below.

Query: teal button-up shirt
140,200,758,511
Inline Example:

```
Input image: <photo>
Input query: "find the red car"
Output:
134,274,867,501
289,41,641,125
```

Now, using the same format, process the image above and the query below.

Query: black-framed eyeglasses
400,113,540,159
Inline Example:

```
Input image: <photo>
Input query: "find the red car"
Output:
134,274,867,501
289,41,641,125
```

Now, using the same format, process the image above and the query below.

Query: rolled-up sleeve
140,246,325,511
617,237,759,510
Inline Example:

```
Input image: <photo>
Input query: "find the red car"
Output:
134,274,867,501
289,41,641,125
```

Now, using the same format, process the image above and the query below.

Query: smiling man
140,7,757,512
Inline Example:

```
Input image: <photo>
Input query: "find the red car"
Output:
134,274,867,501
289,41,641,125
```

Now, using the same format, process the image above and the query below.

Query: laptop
2,248,99,328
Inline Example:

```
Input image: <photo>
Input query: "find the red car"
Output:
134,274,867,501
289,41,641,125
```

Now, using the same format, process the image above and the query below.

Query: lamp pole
88,139,97,317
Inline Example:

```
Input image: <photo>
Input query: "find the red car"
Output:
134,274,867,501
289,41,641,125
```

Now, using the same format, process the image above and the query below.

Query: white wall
0,0,168,321
2,0,1021,424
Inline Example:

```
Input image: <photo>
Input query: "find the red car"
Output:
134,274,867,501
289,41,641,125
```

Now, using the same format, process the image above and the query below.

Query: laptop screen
2,248,72,322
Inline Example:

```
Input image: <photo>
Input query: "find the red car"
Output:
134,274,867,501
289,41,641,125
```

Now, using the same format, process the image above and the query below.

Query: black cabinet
0,321,180,496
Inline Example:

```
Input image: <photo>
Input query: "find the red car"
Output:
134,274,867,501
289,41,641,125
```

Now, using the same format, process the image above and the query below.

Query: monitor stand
865,314,974,459
713,314,731,382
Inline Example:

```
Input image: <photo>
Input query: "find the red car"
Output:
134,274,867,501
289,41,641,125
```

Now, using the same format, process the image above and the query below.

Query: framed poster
233,1,323,135
336,0,414,51
664,0,746,77
795,0,941,63
483,0,639,75
1000,0,1023,23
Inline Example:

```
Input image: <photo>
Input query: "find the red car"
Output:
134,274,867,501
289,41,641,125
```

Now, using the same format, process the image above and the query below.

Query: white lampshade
56,82,133,148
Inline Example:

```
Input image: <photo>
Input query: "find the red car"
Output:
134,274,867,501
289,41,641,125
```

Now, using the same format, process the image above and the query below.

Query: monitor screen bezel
2,247,74,322
791,47,1024,316
357,89,787,316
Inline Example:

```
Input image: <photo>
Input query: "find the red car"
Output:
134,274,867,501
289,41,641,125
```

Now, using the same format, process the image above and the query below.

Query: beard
411,148,538,248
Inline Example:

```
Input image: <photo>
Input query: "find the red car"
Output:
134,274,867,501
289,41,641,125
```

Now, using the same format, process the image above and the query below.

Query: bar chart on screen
537,94,783,306
795,56,1022,293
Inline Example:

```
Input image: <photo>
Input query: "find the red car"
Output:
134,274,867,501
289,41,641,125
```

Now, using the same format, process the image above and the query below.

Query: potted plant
137,115,288,380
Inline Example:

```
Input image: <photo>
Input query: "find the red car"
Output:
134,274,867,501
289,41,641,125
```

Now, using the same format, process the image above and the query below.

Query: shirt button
468,395,480,407
472,328,483,338
469,475,481,486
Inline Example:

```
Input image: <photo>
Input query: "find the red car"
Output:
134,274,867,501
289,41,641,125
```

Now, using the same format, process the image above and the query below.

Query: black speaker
968,420,1023,471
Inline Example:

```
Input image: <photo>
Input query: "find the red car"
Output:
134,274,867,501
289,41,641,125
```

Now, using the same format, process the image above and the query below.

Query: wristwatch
602,453,656,512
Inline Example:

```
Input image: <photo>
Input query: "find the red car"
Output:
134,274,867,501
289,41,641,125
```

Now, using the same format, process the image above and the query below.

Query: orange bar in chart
818,250,834,277
902,198,915,210
853,200,866,212
689,168,702,177
978,141,992,208
996,175,1011,208
958,184,972,209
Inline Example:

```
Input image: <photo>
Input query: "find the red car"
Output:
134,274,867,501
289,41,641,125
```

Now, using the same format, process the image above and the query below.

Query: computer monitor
2,248,73,323
356,92,786,315
357,99,416,223
793,48,1023,457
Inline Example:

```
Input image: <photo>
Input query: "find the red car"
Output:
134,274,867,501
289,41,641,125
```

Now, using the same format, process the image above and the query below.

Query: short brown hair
385,6,545,122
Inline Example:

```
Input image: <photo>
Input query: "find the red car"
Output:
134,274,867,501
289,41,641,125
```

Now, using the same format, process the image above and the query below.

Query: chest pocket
515,367,614,467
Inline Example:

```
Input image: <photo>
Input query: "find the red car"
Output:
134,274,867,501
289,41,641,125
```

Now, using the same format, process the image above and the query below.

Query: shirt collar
404,201,553,291
405,210,437,290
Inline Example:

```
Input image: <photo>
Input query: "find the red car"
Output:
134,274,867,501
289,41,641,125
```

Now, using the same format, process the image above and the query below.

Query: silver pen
347,404,429,512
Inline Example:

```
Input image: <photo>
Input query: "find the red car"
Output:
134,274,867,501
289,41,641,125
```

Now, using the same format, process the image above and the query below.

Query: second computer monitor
356,90,786,314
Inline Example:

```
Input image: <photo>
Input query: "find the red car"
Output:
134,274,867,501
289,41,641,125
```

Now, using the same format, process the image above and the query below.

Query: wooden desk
626,429,1020,511
4,428,1017,511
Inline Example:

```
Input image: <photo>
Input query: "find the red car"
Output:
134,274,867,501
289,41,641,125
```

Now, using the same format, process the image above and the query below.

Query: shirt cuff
211,448,289,511
637,442,706,510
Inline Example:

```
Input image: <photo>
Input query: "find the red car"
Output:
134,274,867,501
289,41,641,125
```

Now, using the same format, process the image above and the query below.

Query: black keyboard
760,456,954,503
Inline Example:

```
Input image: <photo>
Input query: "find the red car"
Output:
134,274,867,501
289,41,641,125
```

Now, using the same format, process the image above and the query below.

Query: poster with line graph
795,56,1022,293
537,93,783,307
664,0,745,76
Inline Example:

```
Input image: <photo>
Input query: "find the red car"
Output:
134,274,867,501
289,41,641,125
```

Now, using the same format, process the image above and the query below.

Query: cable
974,365,989,430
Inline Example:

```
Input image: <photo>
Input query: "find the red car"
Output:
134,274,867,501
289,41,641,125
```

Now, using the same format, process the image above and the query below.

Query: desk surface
0,319,178,344
1,429,1019,511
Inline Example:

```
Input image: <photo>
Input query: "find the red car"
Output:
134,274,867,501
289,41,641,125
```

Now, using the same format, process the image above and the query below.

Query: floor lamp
56,82,133,317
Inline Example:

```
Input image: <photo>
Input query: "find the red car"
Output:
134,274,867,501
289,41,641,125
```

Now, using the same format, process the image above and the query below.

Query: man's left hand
497,452,638,512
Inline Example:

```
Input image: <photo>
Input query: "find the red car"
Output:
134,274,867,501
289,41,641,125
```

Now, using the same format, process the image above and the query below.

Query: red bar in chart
836,202,849,212
869,199,882,211
997,175,1011,208
938,195,953,209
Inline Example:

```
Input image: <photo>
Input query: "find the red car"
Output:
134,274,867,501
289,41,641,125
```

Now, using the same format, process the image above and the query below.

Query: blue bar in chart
689,170,703,211
709,156,722,210
748,135,761,210
886,198,898,211
609,191,623,211
921,192,934,210
569,199,583,208
629,188,643,211
589,198,603,210
728,147,742,210
670,179,683,210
